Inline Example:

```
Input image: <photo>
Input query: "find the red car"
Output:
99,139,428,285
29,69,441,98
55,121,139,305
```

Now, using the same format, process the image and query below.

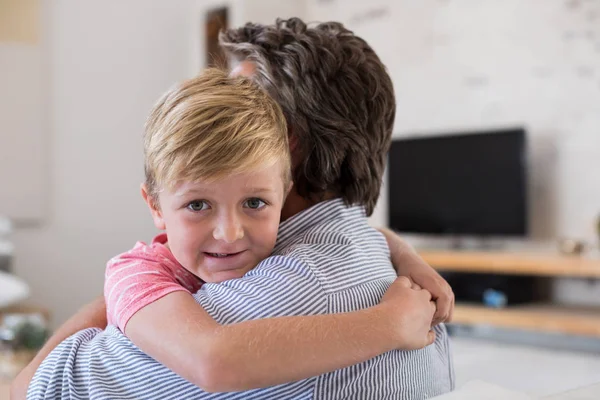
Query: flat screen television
387,128,528,237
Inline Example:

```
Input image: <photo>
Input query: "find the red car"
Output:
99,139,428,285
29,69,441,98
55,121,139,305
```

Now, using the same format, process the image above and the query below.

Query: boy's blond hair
144,68,290,200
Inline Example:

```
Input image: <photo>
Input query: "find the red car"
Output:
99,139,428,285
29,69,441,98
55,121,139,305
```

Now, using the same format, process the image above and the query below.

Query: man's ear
288,133,302,169
141,183,166,230
281,180,294,203
288,131,298,153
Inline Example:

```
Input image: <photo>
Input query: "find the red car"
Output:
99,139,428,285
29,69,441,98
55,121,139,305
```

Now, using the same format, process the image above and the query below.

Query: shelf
452,303,600,338
0,303,50,324
419,250,600,278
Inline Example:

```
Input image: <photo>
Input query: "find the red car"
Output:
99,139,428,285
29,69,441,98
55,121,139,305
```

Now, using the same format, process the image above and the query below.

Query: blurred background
1,0,600,398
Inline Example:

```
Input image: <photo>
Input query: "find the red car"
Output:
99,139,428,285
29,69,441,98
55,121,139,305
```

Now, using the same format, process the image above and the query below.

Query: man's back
275,199,454,399
29,199,454,400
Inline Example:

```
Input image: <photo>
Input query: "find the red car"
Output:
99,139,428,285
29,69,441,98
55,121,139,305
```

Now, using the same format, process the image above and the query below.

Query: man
15,18,454,399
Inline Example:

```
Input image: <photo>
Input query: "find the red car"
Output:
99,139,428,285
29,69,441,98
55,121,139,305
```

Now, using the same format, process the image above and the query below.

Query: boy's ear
141,183,166,230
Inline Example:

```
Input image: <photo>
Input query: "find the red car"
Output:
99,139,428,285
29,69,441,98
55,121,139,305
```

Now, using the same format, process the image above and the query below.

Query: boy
105,67,292,331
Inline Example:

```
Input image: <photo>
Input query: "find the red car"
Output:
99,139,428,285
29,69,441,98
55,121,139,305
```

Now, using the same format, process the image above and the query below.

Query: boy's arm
126,275,436,393
14,253,437,396
378,227,455,325
10,296,107,400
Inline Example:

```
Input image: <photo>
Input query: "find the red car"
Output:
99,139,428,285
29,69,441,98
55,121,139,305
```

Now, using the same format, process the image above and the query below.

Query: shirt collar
274,198,366,253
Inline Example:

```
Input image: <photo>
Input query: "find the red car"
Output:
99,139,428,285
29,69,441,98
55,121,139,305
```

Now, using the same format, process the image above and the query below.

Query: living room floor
452,336,600,397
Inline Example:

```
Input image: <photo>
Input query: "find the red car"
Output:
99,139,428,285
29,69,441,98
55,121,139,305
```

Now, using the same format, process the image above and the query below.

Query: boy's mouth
202,250,250,275
205,251,245,258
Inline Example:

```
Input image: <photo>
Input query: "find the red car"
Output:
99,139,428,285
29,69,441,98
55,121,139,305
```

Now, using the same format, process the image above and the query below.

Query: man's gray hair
219,18,395,216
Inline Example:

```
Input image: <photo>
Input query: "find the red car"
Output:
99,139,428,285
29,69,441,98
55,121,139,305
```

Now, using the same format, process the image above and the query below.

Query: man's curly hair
219,18,395,216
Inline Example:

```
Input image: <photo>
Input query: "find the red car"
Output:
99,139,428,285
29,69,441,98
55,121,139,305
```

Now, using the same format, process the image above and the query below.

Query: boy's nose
213,214,244,243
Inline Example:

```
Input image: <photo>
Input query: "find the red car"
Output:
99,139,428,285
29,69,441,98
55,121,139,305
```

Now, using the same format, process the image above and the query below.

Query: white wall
13,0,195,327
309,0,600,244
0,0,46,221
307,0,600,304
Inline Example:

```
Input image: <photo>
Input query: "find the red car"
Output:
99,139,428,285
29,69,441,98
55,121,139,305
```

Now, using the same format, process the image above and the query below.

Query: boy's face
143,160,288,283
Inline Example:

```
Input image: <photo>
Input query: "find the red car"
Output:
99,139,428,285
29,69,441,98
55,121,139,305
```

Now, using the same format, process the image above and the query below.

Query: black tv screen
387,128,528,237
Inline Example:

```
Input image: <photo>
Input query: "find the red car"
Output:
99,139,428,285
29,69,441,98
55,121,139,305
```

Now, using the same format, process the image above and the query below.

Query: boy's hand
378,227,454,326
403,262,454,326
380,276,437,350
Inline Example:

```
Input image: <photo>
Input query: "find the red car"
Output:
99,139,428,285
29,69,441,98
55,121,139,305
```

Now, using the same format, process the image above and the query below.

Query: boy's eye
244,198,266,210
187,200,209,212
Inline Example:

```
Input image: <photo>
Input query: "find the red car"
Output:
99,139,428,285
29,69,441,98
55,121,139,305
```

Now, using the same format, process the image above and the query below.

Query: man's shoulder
197,253,328,324
246,253,318,284
275,219,388,259
271,215,394,294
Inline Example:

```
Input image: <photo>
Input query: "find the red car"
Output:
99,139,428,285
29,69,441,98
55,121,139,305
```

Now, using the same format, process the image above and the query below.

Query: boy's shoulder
108,233,174,266
105,233,197,289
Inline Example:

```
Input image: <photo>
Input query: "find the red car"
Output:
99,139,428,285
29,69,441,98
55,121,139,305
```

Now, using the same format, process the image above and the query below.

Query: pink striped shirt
104,233,203,331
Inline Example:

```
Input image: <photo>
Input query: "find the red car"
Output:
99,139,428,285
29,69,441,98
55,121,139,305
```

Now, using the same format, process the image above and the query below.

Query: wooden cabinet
419,249,600,337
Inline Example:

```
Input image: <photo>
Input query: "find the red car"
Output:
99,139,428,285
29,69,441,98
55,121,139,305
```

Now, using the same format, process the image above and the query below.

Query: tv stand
418,248,600,338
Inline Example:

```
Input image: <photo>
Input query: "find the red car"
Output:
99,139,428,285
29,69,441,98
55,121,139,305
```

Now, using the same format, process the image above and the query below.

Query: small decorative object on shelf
0,311,49,379
557,238,587,256
483,288,507,309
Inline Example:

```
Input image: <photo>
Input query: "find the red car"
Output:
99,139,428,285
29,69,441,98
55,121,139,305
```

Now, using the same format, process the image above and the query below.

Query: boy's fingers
447,296,455,323
420,289,433,302
396,276,412,288
433,287,455,324
433,296,450,323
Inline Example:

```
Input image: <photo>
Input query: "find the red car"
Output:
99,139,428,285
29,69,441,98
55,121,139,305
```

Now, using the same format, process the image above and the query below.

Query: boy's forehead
171,161,286,196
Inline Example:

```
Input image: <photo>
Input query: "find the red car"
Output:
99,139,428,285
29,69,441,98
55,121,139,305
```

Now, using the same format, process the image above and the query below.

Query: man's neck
281,188,338,222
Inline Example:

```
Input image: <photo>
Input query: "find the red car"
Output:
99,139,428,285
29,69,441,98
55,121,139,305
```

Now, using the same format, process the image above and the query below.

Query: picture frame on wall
0,0,46,223
205,7,228,68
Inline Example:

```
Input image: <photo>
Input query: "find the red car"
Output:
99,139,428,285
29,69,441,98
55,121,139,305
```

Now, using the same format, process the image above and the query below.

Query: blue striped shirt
29,199,455,399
